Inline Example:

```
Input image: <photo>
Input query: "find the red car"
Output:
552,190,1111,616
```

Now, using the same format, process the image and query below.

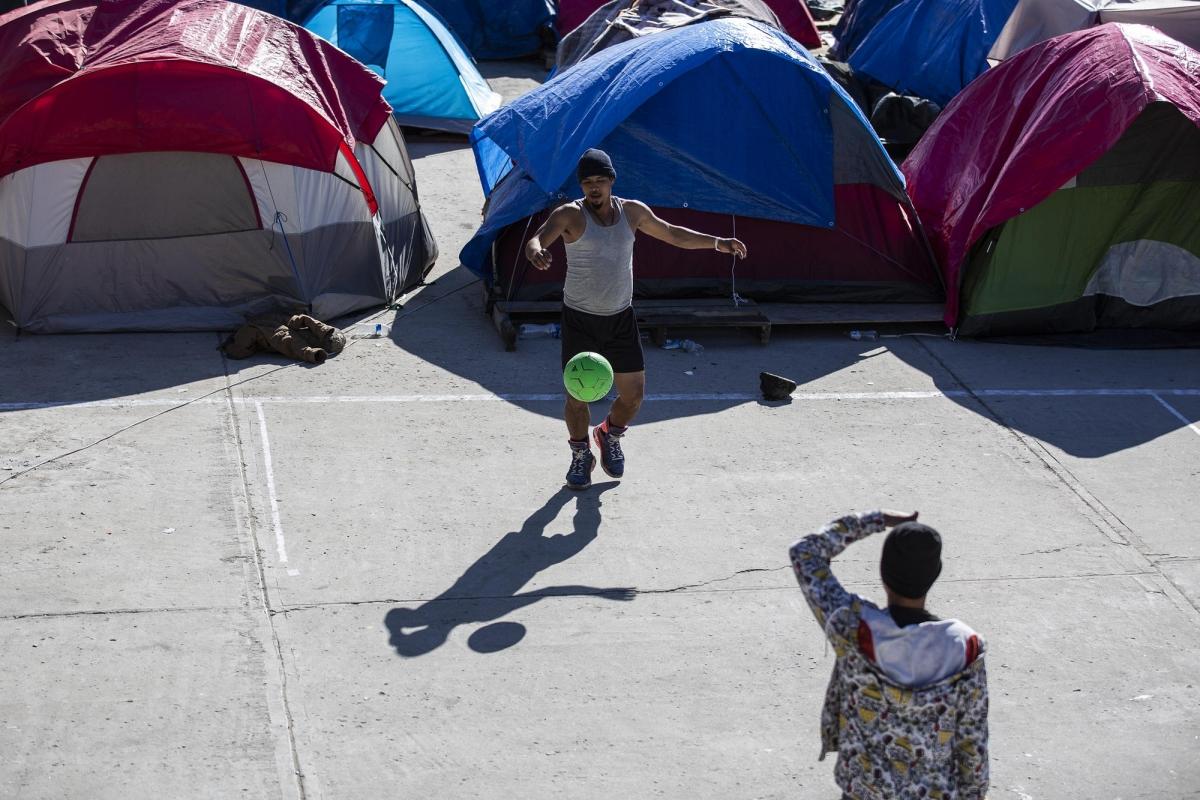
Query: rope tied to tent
240,70,309,311
271,210,306,303
508,215,538,302
729,213,746,307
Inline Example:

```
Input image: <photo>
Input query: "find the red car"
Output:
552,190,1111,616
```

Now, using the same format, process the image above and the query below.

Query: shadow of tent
0,331,237,409
887,335,1200,459
386,266,895,424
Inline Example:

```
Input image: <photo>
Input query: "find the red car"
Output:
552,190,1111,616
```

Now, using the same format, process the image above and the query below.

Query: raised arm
789,512,884,632
525,205,580,271
788,510,917,634
625,200,747,258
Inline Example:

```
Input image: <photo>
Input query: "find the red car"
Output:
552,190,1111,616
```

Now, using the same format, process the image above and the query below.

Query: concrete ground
2,64,1200,800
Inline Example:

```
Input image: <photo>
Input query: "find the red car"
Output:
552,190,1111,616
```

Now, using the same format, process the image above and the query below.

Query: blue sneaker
592,420,625,478
565,441,596,490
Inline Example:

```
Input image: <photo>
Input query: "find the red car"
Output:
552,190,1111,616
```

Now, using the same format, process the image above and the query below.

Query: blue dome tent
305,0,501,133
464,19,940,305
846,0,1018,106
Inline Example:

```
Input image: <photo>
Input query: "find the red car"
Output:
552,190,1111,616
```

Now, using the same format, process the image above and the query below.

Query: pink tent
902,24,1200,326
556,0,820,47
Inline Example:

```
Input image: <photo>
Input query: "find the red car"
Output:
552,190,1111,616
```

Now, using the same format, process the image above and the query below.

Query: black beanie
880,522,943,599
577,148,616,182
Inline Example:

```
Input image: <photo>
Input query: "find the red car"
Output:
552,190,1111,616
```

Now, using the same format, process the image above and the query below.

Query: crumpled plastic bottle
519,322,561,339
662,338,704,354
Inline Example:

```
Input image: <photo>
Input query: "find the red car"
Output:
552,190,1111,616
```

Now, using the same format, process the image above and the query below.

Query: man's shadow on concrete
385,483,631,657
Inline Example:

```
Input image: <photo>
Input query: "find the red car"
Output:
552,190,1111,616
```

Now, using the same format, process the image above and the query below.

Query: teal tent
305,0,501,133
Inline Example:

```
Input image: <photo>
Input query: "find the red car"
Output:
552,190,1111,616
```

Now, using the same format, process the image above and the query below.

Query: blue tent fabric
418,0,556,59
461,18,902,279
305,0,500,133
829,0,906,60
847,0,1018,106
337,5,394,69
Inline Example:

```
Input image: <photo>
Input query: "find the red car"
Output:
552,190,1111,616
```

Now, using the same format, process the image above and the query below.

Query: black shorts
560,305,644,374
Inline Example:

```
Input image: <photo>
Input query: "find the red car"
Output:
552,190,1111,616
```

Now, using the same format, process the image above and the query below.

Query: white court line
1151,393,1200,438
4,388,1200,411
254,401,289,565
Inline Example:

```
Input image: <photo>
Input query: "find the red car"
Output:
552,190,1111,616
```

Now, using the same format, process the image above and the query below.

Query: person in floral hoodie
789,510,989,800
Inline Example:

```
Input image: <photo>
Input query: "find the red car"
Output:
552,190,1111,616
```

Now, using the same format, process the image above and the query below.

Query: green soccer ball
563,351,614,403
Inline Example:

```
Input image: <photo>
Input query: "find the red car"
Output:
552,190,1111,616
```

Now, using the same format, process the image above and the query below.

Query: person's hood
859,604,981,688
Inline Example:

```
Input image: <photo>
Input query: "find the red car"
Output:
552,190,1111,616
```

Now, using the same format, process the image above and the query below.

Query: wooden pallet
761,303,944,326
483,286,943,350
486,293,772,350
636,299,772,346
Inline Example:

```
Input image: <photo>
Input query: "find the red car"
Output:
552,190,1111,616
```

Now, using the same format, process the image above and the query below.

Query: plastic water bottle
350,322,389,339
662,338,703,353
849,330,878,341
519,322,561,339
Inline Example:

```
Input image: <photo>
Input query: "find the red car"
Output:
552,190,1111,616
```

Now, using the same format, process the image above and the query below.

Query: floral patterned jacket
789,512,990,800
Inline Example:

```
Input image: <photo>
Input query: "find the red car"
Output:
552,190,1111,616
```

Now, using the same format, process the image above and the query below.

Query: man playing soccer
525,148,747,489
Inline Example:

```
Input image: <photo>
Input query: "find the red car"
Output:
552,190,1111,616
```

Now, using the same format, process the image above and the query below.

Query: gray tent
556,0,783,70
0,119,437,333
989,0,1200,62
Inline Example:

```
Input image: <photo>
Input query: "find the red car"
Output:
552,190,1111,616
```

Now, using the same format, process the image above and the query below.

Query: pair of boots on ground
567,417,626,489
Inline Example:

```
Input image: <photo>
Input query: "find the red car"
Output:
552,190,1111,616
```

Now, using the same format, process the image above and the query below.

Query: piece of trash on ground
519,322,560,339
662,338,703,353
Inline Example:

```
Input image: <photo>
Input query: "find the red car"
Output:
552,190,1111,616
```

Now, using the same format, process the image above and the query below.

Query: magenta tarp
0,0,392,180
902,23,1200,326
761,0,821,47
557,0,602,34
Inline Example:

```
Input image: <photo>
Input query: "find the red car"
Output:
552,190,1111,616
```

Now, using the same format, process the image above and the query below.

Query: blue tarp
419,0,556,59
305,0,500,133
829,0,906,60
847,0,1018,106
461,18,898,279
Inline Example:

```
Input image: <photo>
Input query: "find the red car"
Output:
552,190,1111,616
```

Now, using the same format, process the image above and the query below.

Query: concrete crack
273,566,796,614
633,565,792,594
0,604,243,621
220,350,308,800
1019,543,1086,556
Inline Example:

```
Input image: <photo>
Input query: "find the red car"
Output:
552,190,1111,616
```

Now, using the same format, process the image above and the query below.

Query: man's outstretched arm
788,510,917,633
626,200,748,257
525,205,577,271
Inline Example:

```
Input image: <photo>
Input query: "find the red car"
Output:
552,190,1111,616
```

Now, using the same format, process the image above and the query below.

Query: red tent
0,0,390,184
903,24,1200,326
0,0,438,332
555,0,820,48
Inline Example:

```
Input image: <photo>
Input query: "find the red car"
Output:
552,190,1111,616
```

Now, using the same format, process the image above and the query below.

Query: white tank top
563,197,636,316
